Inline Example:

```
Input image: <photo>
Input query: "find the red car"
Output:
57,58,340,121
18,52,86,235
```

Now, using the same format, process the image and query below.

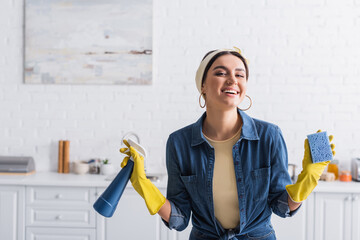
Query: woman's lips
221,89,239,96
222,92,239,98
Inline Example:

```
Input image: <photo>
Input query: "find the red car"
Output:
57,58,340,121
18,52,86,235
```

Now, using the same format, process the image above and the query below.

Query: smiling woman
119,47,332,240
156,48,302,239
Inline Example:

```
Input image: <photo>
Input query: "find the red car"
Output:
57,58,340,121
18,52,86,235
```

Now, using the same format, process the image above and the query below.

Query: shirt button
241,209,244,212
239,195,243,199
235,161,239,165
237,178,241,182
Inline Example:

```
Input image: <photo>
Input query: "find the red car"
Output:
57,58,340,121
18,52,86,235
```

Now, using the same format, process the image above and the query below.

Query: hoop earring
238,95,252,111
199,93,206,108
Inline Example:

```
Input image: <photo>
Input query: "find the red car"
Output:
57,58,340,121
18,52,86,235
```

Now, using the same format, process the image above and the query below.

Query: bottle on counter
339,170,352,182
327,159,339,180
89,159,101,174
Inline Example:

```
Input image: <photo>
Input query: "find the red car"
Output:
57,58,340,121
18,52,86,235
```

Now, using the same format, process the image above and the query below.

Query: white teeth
224,90,237,94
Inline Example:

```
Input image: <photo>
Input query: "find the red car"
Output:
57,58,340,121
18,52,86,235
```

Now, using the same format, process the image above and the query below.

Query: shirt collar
191,108,259,147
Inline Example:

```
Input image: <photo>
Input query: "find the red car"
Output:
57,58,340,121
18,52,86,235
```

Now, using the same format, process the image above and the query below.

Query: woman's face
202,54,247,110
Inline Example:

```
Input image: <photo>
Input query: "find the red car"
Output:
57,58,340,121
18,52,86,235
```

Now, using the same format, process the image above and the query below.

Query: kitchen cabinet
352,194,360,240
1,173,360,240
25,186,97,239
96,187,158,240
314,192,360,240
0,185,25,240
96,187,192,240
26,228,96,240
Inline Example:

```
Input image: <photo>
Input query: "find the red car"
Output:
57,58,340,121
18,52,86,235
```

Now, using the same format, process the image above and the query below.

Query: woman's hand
120,140,166,215
120,140,147,182
286,130,335,203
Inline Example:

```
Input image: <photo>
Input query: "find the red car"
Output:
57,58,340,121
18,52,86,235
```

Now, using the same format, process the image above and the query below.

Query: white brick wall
1,0,359,174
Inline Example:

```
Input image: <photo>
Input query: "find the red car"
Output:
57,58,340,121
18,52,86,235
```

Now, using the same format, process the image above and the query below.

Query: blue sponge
307,131,333,163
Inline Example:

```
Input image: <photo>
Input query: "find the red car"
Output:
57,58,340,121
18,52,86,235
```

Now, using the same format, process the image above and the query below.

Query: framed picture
24,0,152,85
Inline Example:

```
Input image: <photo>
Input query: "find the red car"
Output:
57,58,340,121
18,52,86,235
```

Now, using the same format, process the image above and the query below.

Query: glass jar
327,159,339,180
89,159,101,174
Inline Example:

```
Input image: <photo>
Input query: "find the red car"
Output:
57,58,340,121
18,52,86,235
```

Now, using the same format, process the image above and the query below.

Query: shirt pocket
251,167,270,201
180,175,201,204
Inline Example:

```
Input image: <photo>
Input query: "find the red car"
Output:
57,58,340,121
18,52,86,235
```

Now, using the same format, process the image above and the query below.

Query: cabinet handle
55,215,63,220
55,194,63,199
353,196,359,201
345,196,351,201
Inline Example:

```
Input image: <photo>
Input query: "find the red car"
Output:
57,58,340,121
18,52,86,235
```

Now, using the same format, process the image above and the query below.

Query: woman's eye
236,74,245,78
215,72,226,76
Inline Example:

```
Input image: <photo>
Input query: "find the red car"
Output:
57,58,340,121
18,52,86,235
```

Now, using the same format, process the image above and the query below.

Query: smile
222,89,239,95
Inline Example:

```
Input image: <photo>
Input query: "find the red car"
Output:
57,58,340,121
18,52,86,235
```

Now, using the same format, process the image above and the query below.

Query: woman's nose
226,74,237,85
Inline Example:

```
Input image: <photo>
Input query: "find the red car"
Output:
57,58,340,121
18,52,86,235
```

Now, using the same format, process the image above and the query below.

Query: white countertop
0,172,359,193
315,180,360,193
0,171,167,188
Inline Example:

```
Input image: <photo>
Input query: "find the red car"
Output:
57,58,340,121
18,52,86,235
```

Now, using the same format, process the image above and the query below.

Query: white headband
195,47,247,94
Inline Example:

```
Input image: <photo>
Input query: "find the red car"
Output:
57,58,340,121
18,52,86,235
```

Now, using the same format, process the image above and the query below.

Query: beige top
203,128,241,229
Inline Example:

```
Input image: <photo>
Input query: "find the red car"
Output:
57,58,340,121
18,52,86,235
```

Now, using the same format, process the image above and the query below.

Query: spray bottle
93,138,147,217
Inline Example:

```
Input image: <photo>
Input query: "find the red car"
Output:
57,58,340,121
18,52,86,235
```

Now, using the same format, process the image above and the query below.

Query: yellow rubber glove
120,140,166,215
286,130,336,203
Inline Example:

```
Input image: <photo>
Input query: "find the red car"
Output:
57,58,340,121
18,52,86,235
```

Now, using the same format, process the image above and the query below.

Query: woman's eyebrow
213,66,245,72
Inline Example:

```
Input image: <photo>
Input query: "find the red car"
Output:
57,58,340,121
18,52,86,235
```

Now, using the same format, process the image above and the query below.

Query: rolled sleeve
161,200,190,230
268,126,301,218
272,190,302,217
162,135,192,231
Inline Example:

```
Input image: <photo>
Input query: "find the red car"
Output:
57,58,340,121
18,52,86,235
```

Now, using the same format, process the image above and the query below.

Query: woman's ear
201,83,206,94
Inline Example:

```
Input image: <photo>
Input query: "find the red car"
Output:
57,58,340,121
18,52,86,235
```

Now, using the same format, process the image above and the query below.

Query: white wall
1,0,359,173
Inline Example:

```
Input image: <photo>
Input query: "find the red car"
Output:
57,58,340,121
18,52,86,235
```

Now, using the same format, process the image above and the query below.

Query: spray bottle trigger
127,138,147,159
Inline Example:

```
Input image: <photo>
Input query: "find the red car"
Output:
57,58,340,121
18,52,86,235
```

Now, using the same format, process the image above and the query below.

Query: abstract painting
25,0,152,84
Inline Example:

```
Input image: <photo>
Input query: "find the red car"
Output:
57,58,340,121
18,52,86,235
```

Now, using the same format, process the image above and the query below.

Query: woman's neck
202,107,242,141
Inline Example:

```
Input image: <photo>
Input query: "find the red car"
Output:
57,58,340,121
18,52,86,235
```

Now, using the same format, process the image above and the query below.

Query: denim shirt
162,109,300,240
